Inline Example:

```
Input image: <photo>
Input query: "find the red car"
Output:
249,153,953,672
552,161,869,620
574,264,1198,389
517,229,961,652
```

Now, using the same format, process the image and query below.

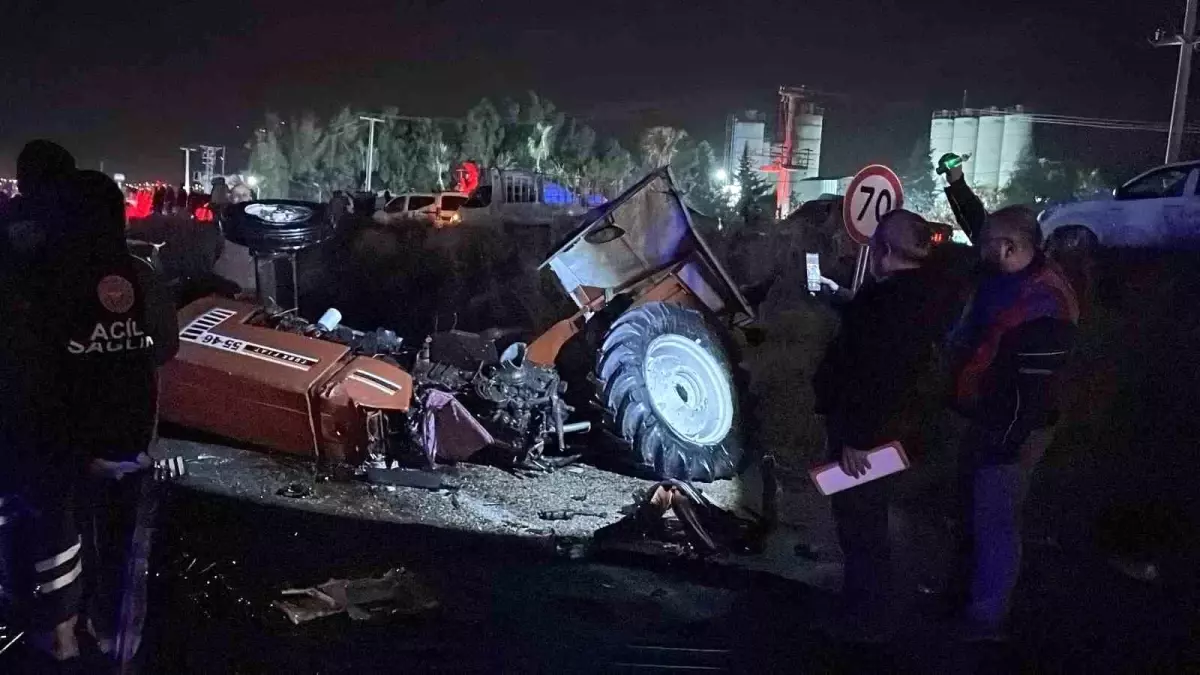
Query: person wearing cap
812,208,965,641
943,204,1079,640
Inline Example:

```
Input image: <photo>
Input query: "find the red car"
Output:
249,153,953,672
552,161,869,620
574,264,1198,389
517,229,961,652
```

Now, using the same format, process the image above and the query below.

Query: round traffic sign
842,164,905,245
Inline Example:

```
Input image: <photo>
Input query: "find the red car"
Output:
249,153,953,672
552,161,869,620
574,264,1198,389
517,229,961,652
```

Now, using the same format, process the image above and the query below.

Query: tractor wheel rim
642,334,733,445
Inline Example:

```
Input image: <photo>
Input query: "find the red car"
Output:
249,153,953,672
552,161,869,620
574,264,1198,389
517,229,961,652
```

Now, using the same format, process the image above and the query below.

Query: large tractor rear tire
595,302,749,482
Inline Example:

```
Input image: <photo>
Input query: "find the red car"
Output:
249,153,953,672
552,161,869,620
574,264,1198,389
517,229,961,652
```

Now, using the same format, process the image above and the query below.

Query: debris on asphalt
793,542,823,560
365,465,451,490
272,568,439,625
0,624,24,657
538,510,607,521
571,494,588,502
1108,557,1160,583
277,482,312,499
593,479,772,556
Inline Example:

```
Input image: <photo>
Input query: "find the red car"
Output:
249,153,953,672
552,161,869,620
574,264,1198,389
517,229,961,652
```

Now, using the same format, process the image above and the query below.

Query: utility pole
359,116,384,191
220,146,227,175
179,147,194,190
1153,0,1200,163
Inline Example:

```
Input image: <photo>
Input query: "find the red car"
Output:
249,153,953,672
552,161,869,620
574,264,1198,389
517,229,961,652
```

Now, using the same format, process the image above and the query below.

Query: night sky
0,0,1190,180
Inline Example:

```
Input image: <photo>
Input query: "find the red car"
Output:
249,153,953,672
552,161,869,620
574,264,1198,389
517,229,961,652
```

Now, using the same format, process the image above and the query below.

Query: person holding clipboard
812,209,964,642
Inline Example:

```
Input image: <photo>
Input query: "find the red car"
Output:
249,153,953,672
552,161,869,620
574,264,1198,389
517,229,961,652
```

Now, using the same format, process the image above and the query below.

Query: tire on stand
594,301,749,482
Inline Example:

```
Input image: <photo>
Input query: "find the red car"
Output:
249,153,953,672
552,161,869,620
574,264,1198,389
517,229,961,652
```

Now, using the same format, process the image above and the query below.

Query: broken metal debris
277,482,312,499
593,479,773,557
0,624,24,657
272,568,439,625
793,542,823,561
538,510,606,521
1109,557,1161,583
365,466,451,490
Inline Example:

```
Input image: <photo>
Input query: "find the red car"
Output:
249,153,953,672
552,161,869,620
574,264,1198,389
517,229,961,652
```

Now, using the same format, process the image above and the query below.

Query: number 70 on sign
842,164,905,245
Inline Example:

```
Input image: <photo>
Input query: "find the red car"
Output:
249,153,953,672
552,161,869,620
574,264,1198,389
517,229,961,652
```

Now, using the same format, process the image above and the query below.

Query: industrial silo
997,107,1033,191
929,112,955,182
728,119,766,171
951,113,980,184
793,102,824,180
973,109,1005,192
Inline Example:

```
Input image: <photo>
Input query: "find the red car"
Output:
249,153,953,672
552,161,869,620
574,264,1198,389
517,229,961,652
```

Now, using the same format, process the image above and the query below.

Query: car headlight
450,212,461,224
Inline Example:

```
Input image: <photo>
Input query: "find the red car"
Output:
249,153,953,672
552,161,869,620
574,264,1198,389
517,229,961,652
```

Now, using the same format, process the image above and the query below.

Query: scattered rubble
272,568,439,625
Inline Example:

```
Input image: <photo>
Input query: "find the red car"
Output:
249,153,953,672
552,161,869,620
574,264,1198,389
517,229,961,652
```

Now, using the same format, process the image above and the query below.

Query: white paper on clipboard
809,442,910,496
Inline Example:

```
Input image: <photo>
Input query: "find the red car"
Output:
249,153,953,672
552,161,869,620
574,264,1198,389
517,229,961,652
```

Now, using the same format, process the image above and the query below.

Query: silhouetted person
176,183,189,212
944,205,1079,640
163,185,177,216
150,184,166,215
35,170,178,669
813,210,965,642
0,140,85,670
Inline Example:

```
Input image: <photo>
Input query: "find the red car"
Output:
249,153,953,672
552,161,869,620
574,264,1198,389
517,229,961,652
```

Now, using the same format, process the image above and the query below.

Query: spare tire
222,200,334,253
595,301,749,481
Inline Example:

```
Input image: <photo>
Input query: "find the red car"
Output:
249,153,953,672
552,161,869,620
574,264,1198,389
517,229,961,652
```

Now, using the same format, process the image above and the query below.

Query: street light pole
179,147,193,190
220,146,227,175
359,116,384,192
1154,0,1200,163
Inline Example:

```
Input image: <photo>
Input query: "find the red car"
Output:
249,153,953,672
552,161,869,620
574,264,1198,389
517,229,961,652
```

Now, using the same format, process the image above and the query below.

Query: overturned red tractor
158,169,756,481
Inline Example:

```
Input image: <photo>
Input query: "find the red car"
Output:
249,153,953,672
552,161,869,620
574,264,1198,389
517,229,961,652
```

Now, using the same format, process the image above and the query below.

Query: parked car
374,193,436,226
1039,160,1200,251
374,192,469,228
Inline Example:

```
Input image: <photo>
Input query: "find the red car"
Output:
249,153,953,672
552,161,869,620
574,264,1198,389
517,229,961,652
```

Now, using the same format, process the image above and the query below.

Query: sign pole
841,164,904,297
851,245,871,295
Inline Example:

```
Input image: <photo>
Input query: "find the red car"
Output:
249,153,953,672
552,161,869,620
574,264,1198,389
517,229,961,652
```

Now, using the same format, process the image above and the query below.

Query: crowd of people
813,157,1082,643
0,140,178,674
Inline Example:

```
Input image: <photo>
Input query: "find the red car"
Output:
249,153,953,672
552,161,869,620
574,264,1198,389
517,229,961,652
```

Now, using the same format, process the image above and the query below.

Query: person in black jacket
36,170,179,667
0,141,89,669
813,209,966,639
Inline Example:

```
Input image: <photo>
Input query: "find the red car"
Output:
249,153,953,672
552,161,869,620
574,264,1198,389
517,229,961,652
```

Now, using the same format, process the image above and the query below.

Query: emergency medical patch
98,274,136,314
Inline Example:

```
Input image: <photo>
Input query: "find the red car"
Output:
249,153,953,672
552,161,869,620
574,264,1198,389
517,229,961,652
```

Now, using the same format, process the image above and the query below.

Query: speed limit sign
843,164,905,245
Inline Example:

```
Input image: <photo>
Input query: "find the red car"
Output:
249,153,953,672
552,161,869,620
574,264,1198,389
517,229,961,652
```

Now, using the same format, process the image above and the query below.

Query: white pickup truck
1039,161,1200,251
455,168,602,229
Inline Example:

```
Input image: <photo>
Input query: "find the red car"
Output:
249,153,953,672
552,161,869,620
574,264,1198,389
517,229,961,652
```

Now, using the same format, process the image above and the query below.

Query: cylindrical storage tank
731,121,766,168
997,112,1034,191
974,111,1005,192
793,103,824,180
929,113,955,183
951,115,980,184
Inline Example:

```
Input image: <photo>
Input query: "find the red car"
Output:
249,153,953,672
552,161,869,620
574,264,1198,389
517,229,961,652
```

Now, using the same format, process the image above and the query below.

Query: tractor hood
540,168,753,324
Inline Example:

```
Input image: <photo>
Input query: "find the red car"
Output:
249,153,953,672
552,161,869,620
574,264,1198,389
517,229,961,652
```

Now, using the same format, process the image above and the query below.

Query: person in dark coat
176,183,189,212
31,170,178,669
812,209,967,640
150,184,166,215
163,184,177,216
0,140,85,668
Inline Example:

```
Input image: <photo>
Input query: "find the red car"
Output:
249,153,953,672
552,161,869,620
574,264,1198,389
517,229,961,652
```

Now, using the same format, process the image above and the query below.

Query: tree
246,113,290,199
1002,150,1081,207
461,98,504,167
284,112,328,201
673,140,722,215
596,139,634,197
556,119,597,189
320,107,362,193
639,126,688,170
898,138,938,217
736,144,772,227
